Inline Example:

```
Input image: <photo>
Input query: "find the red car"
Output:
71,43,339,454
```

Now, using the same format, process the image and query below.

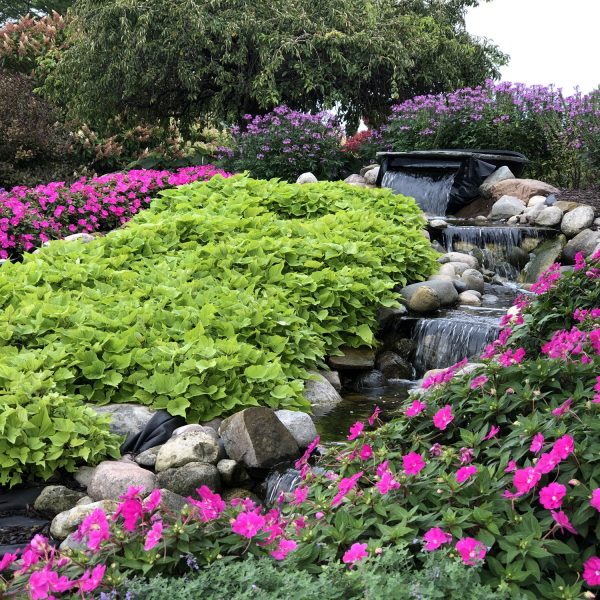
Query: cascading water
264,468,302,504
381,171,455,216
412,310,500,374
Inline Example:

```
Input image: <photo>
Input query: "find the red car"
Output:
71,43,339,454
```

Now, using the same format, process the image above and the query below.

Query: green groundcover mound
0,174,437,486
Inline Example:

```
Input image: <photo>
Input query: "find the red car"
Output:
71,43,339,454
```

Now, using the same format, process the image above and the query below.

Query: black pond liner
376,149,529,215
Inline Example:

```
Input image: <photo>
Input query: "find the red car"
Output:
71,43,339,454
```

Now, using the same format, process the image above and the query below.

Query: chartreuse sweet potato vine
0,174,437,487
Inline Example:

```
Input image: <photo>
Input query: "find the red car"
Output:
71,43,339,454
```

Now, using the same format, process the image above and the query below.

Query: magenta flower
402,452,426,476
405,399,427,418
539,483,566,510
432,405,454,431
423,527,452,551
347,421,364,441
77,564,106,593
498,347,526,367
534,452,560,475
583,556,600,586
429,443,443,457
376,468,401,495
552,398,574,417
331,471,364,506
513,467,541,495
368,406,381,426
455,538,487,565
270,538,297,560
113,486,145,531
504,460,517,473
551,435,575,460
232,511,266,538
342,542,368,567
482,424,500,441
470,375,488,389
551,510,578,534
359,444,373,460
76,508,110,551
591,488,600,512
292,486,309,506
530,433,545,454
0,552,17,573
459,447,474,464
143,489,162,513
144,520,163,551
456,465,477,483
188,485,226,522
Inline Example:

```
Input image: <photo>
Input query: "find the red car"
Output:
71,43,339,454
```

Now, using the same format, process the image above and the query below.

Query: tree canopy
47,0,507,131
1,0,72,22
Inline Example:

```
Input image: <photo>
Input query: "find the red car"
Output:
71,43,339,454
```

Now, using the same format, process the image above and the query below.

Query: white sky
466,0,600,93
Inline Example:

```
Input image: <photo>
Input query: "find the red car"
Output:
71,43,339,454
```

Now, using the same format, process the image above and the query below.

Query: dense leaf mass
0,175,436,485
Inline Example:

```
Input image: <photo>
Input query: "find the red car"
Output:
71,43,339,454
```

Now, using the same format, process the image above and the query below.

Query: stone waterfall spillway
381,170,455,216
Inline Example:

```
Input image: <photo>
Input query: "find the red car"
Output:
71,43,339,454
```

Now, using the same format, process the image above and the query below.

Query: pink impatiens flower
534,452,561,475
530,433,545,454
376,468,401,495
232,511,266,538
513,467,541,496
432,405,454,431
539,483,566,510
368,406,381,426
551,434,574,460
455,537,487,565
77,564,106,593
583,556,600,587
470,375,488,389
332,471,364,506
498,347,526,367
144,520,163,551
504,460,517,473
188,485,226,522
591,488,600,512
456,465,477,484
292,486,309,506
423,527,452,551
402,452,426,476
551,510,578,534
405,399,427,418
0,552,17,573
552,398,573,417
76,508,110,551
359,444,373,461
482,424,500,441
347,421,364,441
342,542,368,567
270,538,297,560
113,486,145,531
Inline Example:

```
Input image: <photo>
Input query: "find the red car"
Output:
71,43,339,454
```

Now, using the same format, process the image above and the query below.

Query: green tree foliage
47,0,506,132
0,0,72,22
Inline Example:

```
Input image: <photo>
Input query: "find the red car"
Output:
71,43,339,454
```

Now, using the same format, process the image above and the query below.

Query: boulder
73,466,96,489
156,462,220,496
528,195,547,207
319,369,342,391
479,166,515,198
437,263,456,278
328,347,375,370
360,164,379,177
562,229,600,264
429,219,448,229
64,233,95,243
91,403,155,437
461,269,485,294
458,291,482,306
561,205,595,238
439,252,479,269
222,488,261,504
555,200,581,213
154,428,220,472
452,279,468,294
489,195,526,220
406,285,440,313
350,369,387,391
50,500,117,540
445,261,472,276
219,407,300,468
76,496,94,506
296,172,318,184
344,174,367,187
303,372,343,416
59,533,88,553
486,179,559,203
34,486,86,517
535,206,563,227
376,306,407,329
217,459,249,487
87,461,157,501
400,279,458,308
521,235,566,283
507,216,519,225
363,166,380,185
172,424,212,437
134,446,162,468
520,236,542,253
275,410,318,448
521,203,544,224
375,351,413,379
158,489,189,515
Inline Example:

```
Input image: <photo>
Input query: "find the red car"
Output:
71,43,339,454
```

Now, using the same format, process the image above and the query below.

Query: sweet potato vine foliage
0,174,437,487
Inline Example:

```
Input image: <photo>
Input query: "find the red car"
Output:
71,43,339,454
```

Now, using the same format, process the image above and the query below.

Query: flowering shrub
0,175,436,486
0,164,228,258
218,106,345,182
374,81,600,188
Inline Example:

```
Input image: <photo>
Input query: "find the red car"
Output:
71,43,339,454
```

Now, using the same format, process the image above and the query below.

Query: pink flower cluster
0,165,229,258
422,528,487,566
421,358,468,389
542,325,600,363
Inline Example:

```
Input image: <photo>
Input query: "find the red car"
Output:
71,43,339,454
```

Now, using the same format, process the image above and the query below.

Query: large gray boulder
303,372,343,416
319,369,342,391
479,167,515,198
87,461,157,501
155,428,220,472
135,445,162,468
375,351,413,379
328,347,375,370
561,206,595,238
521,235,566,283
486,179,559,203
400,279,458,309
34,486,86,517
219,407,300,468
275,410,318,448
535,206,563,227
439,252,479,269
461,269,485,294
296,172,318,184
489,195,526,220
91,403,155,437
562,229,600,264
344,174,367,187
458,291,482,306
156,462,220,496
404,285,441,313
50,500,117,540
363,166,380,185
